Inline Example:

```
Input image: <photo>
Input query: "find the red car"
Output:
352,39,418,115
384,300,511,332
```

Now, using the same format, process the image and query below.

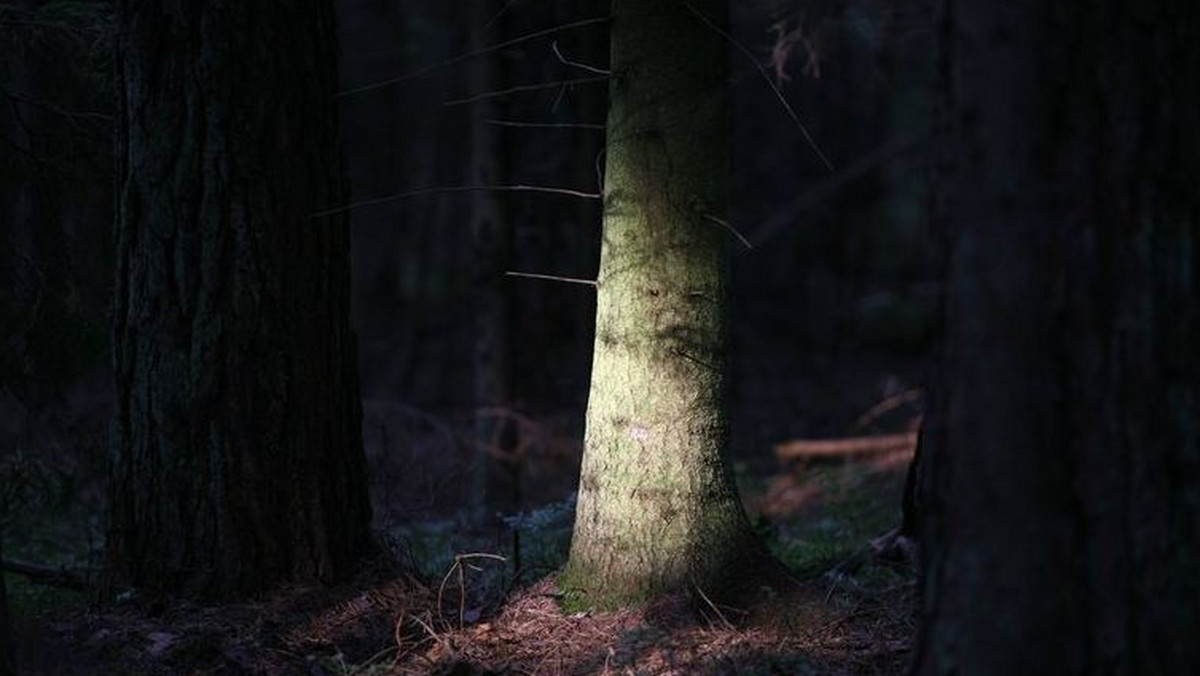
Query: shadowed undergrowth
8,447,914,675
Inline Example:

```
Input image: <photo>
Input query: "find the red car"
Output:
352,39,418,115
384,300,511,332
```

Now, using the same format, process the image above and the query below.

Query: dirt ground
9,442,916,676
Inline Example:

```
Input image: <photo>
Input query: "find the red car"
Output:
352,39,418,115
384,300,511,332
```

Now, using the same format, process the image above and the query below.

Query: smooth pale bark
107,0,371,598
561,0,770,610
914,0,1200,673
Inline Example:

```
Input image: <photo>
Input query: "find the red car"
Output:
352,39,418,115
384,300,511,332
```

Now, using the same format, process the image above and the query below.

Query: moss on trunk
560,0,773,611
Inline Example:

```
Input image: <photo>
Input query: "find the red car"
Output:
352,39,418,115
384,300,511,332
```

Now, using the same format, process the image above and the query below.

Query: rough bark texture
107,0,371,598
914,0,1200,673
561,0,768,610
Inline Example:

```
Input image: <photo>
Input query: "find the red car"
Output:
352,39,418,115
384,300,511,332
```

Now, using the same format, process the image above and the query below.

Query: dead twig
444,76,608,106
484,119,604,130
311,184,600,218
692,582,736,631
551,39,610,75
437,553,507,629
338,16,610,97
505,271,597,287
678,0,833,171
702,213,753,250
410,612,453,657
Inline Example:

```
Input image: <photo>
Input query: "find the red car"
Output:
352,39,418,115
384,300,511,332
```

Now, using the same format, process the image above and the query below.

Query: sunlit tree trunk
561,0,773,610
107,0,371,598
914,0,1200,673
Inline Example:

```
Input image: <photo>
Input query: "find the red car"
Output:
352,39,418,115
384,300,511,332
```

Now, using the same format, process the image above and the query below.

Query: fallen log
774,432,918,461
1,558,88,592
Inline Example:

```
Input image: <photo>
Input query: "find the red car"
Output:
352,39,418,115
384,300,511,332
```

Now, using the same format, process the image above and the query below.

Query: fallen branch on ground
774,432,917,462
1,558,88,591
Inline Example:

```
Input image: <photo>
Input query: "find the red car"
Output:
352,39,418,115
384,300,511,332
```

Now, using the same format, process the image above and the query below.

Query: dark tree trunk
0,528,12,676
107,0,371,598
914,0,1200,674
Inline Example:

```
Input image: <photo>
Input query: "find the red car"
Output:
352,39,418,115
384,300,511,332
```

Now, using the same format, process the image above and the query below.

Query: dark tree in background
0,532,10,676
1,0,113,436
2,2,112,661
915,0,1200,673
107,0,371,597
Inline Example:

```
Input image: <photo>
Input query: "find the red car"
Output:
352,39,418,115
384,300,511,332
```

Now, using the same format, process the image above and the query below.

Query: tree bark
561,0,774,610
914,0,1200,673
107,0,371,598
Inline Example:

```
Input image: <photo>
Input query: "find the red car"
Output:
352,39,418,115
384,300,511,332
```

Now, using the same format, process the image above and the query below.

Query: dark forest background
8,0,1193,674
1,0,934,544
0,2,936,671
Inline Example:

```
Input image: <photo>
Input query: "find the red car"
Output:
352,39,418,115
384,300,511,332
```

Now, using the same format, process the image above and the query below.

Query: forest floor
8,443,916,676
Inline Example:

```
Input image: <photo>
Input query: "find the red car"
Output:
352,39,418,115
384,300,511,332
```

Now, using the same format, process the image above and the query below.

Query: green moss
763,462,905,578
555,563,657,614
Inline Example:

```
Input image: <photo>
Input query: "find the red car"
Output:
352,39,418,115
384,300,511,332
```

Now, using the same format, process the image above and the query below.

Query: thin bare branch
483,0,520,29
702,213,753,250
749,132,927,246
445,75,608,106
551,39,610,75
436,553,507,629
551,83,569,111
311,184,601,218
484,118,605,130
679,0,834,172
693,582,737,631
594,147,607,193
505,271,598,287
410,614,451,654
338,16,610,97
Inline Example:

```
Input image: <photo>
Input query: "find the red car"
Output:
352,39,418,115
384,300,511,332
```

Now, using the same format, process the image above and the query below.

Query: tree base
557,540,796,615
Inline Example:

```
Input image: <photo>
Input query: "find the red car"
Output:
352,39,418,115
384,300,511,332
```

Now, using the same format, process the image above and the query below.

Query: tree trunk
561,0,772,610
107,0,371,598
914,0,1200,673
467,0,517,520
0,528,12,676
